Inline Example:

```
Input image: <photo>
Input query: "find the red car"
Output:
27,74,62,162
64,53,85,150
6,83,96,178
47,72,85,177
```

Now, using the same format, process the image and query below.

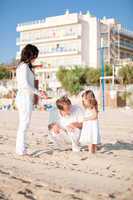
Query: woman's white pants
16,94,33,155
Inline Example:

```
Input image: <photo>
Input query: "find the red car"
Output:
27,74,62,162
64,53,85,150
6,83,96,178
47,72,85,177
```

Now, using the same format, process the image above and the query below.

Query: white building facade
16,11,133,91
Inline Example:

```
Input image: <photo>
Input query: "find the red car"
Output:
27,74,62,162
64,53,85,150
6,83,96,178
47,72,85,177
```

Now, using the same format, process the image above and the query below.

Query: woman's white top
16,62,40,96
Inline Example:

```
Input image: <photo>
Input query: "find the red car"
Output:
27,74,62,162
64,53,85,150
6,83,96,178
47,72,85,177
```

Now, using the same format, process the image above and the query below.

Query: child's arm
67,122,83,130
84,108,98,121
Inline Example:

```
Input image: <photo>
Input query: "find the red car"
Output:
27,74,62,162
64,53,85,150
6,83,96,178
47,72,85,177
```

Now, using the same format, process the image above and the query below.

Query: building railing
16,34,81,45
113,41,133,50
40,47,80,54
17,48,80,58
112,28,133,38
17,19,46,27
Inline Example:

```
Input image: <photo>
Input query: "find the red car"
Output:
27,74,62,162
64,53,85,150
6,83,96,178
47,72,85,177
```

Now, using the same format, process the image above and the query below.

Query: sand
0,108,133,200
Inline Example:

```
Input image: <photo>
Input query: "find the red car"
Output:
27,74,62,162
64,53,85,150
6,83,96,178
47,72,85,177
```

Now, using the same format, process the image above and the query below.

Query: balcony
39,49,80,58
16,48,80,59
114,41,133,51
16,34,81,45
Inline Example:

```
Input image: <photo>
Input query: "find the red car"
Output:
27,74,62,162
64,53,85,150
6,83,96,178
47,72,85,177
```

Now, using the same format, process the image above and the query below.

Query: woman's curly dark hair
19,44,39,70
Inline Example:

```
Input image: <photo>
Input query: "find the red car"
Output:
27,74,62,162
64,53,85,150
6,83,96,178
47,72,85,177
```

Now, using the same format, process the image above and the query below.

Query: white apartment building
16,10,133,91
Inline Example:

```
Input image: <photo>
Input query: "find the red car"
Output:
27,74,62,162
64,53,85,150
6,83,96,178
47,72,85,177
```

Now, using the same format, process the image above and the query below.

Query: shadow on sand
102,140,133,153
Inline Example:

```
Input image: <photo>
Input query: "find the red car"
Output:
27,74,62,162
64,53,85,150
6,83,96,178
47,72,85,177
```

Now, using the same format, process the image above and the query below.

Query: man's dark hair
56,96,71,110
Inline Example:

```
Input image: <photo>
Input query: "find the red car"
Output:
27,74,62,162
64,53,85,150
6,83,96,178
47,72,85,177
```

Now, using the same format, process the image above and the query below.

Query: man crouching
48,96,83,152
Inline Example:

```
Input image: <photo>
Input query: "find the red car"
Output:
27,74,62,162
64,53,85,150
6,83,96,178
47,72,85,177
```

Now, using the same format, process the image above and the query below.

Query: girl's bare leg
89,144,96,153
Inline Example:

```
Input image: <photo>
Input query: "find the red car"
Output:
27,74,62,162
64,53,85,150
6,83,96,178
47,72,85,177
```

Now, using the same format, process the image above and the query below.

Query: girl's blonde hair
82,90,98,112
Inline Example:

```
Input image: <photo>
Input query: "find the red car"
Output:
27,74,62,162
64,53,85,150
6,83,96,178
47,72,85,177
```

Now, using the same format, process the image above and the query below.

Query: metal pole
100,38,105,111
112,64,115,87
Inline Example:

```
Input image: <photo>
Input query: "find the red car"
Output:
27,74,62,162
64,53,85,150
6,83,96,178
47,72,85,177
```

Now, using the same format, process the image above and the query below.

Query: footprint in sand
0,169,10,176
49,188,62,194
0,190,9,200
108,193,116,199
18,188,37,200
11,176,31,184
72,163,78,166
106,165,111,170
68,194,83,200
80,157,88,161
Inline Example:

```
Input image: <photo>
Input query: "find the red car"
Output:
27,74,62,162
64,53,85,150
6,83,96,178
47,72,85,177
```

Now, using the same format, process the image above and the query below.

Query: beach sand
0,108,133,200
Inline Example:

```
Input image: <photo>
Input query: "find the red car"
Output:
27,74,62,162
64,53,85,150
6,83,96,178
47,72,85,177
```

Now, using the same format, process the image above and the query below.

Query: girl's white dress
79,109,101,145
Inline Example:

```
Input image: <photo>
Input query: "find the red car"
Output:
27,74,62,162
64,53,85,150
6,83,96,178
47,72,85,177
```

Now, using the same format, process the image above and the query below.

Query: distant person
79,90,101,153
15,44,47,155
11,89,17,110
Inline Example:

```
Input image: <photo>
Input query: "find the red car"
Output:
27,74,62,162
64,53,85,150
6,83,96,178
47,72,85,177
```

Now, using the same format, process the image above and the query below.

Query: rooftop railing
17,19,46,27
112,28,133,38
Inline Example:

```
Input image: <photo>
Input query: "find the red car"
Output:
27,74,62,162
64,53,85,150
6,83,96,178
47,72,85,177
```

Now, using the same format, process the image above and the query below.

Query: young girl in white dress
79,90,101,153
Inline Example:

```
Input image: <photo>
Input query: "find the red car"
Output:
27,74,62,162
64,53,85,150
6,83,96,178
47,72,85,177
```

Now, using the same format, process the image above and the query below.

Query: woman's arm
26,66,41,96
20,64,42,96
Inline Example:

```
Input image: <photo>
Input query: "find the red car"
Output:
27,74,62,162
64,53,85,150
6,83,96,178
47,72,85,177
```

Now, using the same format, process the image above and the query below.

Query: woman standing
16,44,47,155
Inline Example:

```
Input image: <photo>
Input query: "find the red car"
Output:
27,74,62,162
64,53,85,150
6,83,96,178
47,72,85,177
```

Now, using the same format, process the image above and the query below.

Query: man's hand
66,124,76,132
51,123,61,134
